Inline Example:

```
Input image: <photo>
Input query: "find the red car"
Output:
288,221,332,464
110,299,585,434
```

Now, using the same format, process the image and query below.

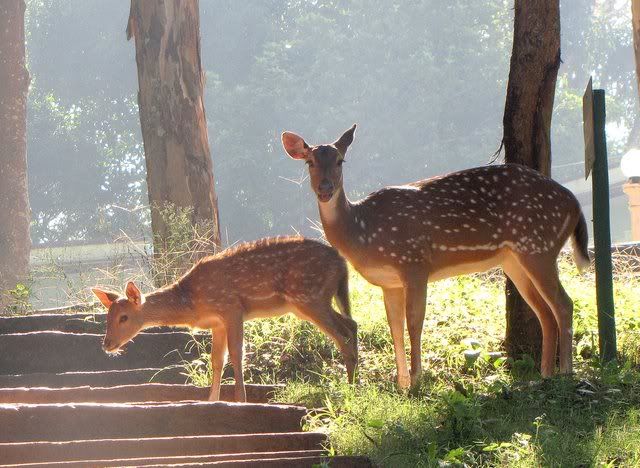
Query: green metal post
591,89,617,363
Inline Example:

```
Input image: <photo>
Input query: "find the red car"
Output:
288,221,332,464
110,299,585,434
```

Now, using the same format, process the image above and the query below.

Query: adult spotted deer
92,237,357,402
282,125,590,389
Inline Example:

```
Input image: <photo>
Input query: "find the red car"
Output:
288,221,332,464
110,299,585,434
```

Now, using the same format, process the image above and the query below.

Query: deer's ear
282,131,310,160
92,288,119,309
125,281,143,306
334,124,356,156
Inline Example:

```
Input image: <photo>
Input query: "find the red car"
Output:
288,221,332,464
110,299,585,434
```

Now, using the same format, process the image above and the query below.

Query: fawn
282,124,590,389
92,236,358,402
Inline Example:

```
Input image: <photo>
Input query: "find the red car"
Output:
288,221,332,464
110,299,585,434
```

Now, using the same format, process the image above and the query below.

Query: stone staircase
0,312,371,467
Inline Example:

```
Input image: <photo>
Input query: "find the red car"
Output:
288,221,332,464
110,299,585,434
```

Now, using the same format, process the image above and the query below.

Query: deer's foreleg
226,314,247,403
404,277,427,389
208,325,228,401
383,288,410,389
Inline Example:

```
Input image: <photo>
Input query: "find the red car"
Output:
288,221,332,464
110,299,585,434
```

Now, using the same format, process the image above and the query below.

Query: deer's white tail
572,211,591,273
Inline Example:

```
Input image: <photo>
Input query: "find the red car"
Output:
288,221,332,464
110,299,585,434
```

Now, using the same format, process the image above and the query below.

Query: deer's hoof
397,374,411,390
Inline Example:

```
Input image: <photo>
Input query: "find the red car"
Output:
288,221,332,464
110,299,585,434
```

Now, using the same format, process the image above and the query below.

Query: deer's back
357,164,579,250
341,164,582,285
183,237,346,304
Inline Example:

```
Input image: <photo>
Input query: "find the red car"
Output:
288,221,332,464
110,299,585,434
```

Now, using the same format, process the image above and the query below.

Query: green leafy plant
5,282,33,314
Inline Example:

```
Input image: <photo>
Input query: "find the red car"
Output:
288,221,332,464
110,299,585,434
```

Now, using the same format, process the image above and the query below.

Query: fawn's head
282,124,356,203
92,281,145,354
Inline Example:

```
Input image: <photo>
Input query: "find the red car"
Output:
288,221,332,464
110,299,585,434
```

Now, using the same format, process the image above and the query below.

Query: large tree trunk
127,0,220,277
0,0,31,311
502,0,561,365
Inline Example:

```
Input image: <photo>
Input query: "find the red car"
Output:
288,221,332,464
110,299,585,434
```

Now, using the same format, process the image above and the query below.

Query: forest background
25,0,635,248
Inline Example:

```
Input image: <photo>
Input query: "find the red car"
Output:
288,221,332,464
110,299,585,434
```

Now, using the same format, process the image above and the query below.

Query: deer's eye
119,315,128,324
306,160,315,168
337,159,345,166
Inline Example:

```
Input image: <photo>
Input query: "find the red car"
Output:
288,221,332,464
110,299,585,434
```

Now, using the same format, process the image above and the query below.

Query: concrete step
0,383,279,404
121,455,374,467
0,402,307,443
3,450,329,467
0,432,327,464
0,312,175,334
0,331,205,374
0,367,186,388
0,312,105,334
0,315,373,468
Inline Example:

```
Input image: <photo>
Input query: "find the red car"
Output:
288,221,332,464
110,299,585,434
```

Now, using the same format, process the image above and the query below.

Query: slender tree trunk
502,0,561,365
127,0,220,270
0,0,31,311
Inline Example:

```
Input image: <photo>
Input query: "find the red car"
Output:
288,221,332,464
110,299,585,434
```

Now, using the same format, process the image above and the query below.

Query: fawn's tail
335,267,352,318
572,210,591,273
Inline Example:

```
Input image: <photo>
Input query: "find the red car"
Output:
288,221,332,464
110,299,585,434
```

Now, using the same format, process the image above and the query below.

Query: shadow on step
0,383,280,404
0,432,328,465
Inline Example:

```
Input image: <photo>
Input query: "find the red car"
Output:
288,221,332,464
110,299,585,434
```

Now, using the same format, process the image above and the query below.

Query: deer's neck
318,188,361,256
140,285,194,329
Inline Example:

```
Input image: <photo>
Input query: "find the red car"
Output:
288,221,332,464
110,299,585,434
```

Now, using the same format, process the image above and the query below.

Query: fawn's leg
226,315,246,403
336,313,359,383
208,324,228,401
296,303,358,383
382,288,410,389
403,276,427,389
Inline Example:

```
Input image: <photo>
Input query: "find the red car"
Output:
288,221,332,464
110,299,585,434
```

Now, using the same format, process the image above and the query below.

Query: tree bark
629,0,640,149
127,0,220,266
502,0,561,365
0,0,31,311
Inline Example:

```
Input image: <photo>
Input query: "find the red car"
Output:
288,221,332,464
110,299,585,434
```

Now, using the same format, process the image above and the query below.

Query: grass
179,253,640,467
21,215,640,467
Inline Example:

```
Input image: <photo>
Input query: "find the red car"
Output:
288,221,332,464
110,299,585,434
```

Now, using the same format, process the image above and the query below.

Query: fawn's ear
281,131,310,160
334,124,356,157
92,288,119,309
125,281,143,306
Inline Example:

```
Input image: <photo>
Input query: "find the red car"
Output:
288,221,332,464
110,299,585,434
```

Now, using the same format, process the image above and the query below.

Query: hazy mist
25,0,635,247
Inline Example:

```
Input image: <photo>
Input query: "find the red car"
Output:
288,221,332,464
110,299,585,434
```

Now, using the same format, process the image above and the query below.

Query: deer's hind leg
516,255,574,375
403,278,427,389
294,302,358,383
503,258,559,378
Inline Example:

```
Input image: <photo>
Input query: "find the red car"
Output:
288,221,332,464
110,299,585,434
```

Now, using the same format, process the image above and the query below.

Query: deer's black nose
318,179,334,193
